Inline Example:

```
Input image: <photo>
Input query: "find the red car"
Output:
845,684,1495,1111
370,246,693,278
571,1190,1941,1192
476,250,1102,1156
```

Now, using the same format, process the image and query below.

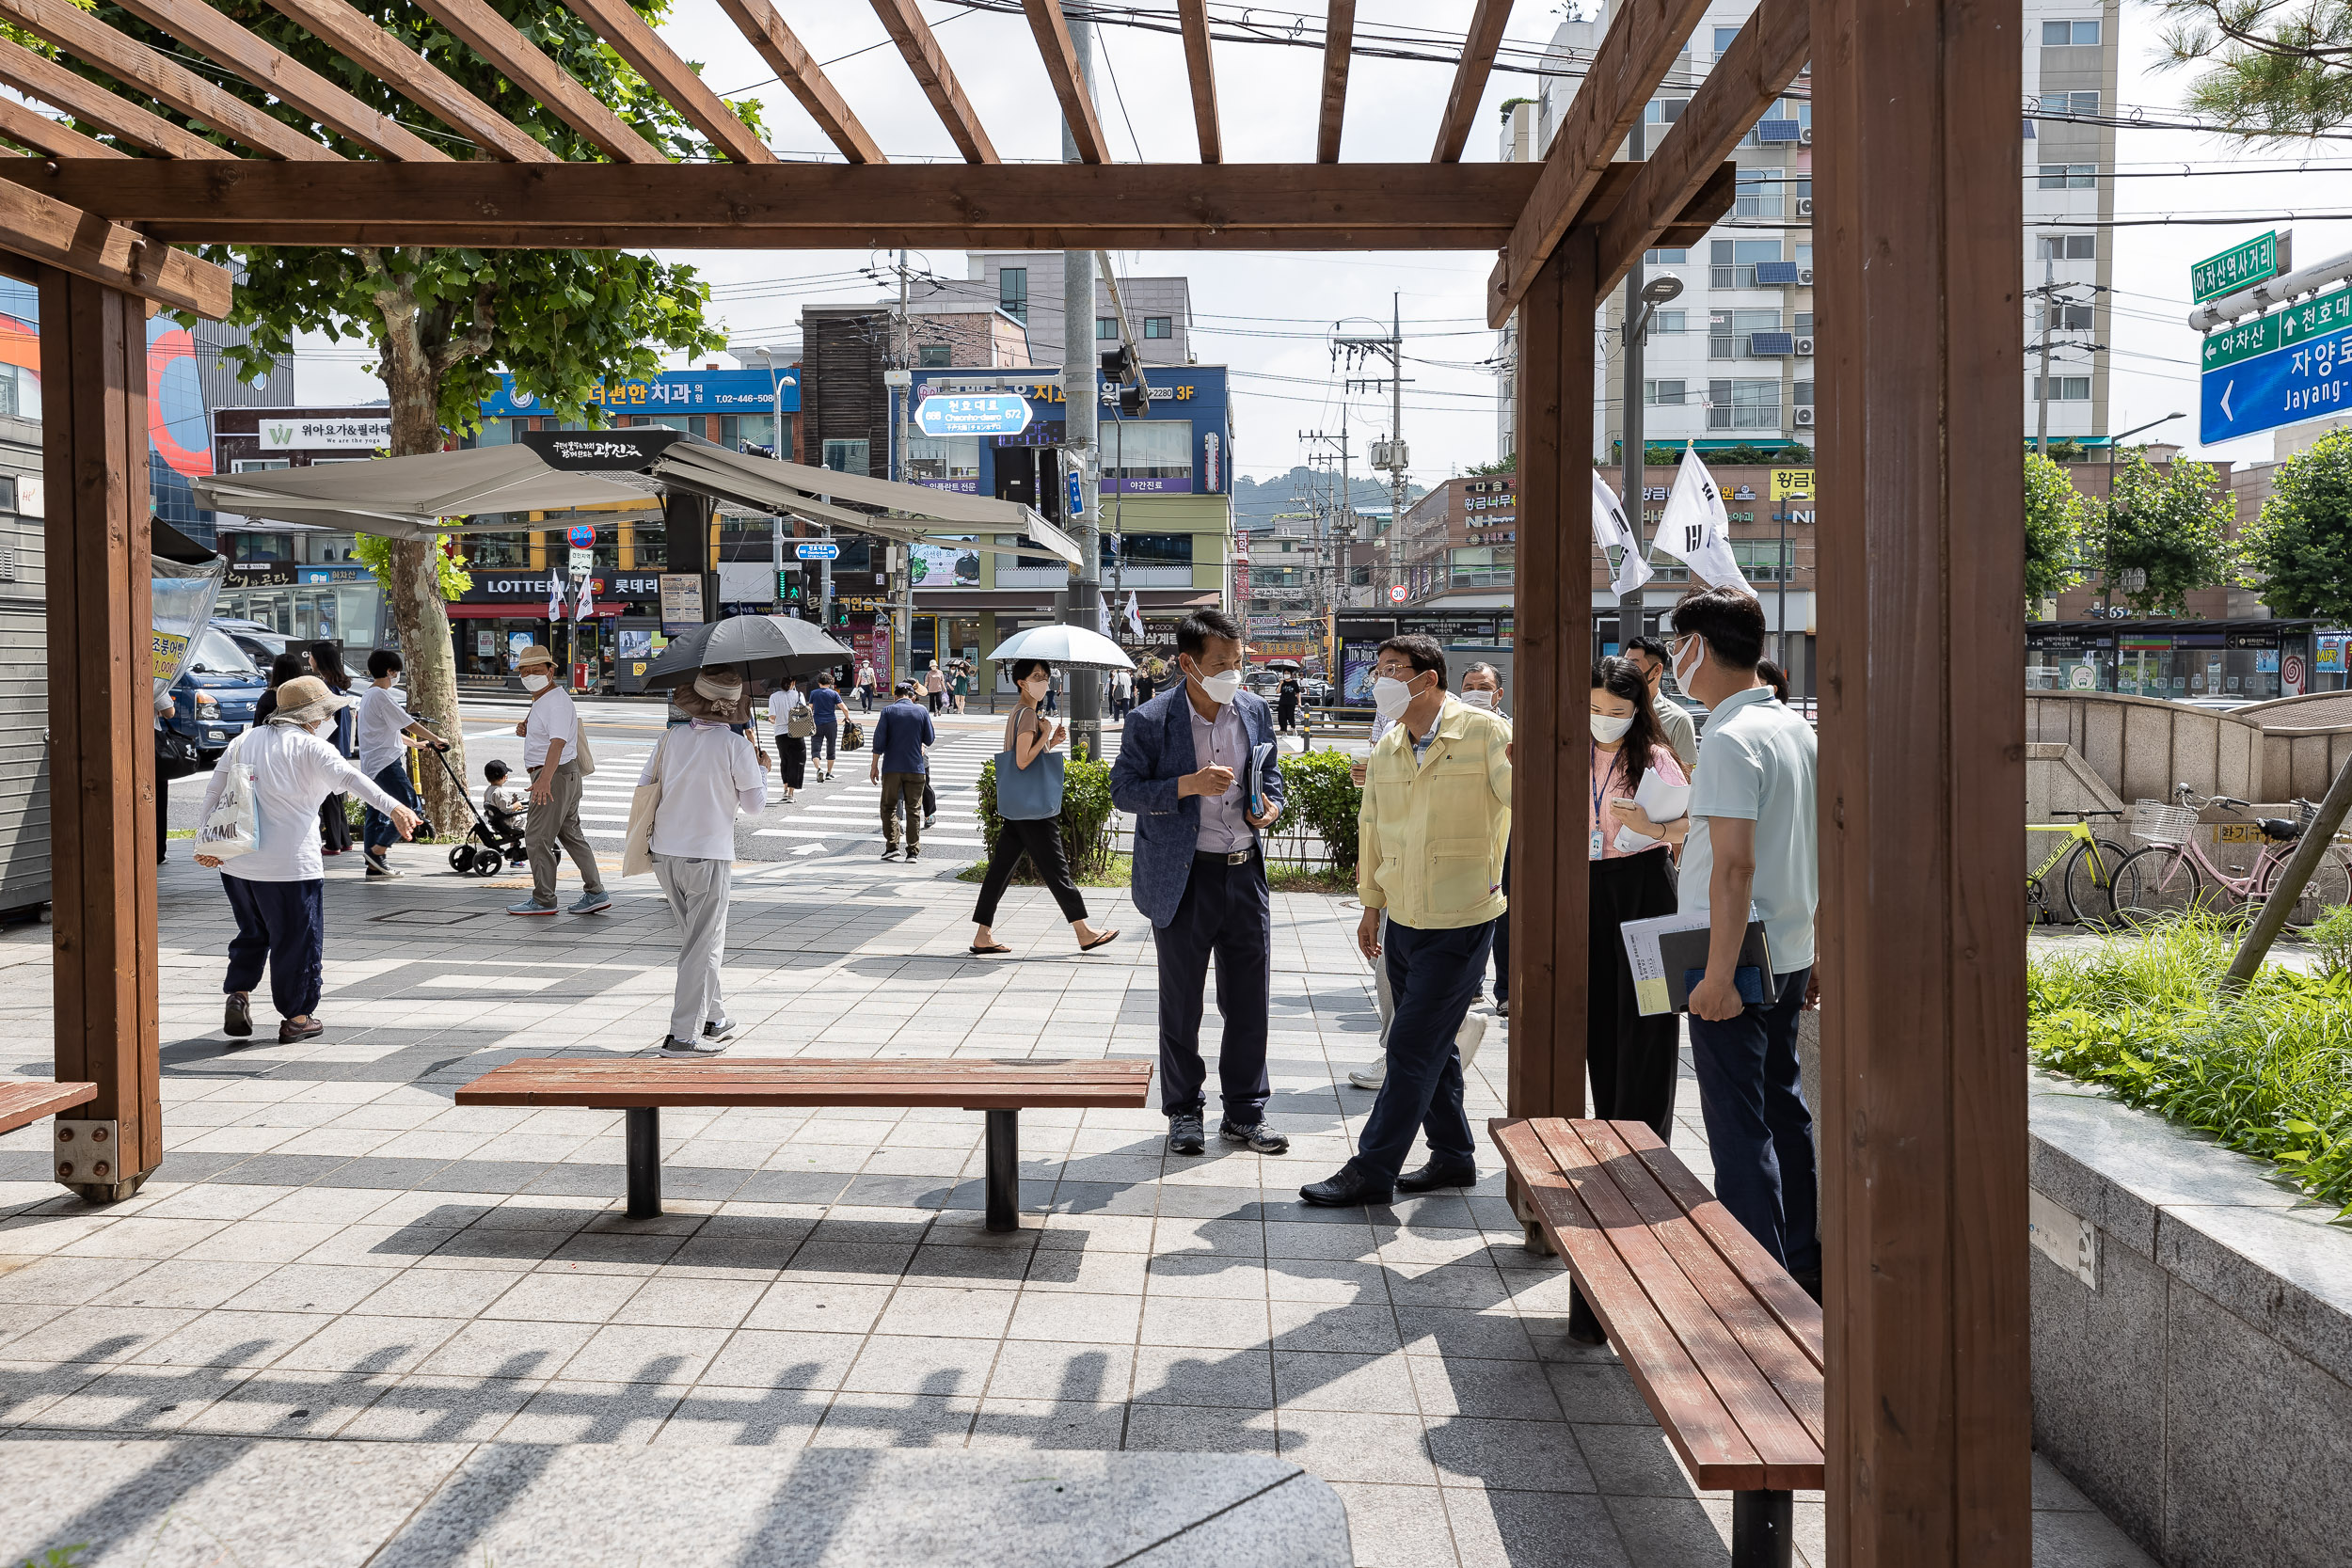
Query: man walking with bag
509,643,611,917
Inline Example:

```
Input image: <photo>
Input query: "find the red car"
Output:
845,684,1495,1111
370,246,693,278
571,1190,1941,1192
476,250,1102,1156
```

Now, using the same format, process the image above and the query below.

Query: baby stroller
431,748,526,878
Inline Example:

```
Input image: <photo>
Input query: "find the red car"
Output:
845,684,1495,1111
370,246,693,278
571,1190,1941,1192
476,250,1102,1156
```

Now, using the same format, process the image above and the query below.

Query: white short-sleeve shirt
524,688,581,769
355,685,412,776
641,721,768,861
1677,686,1820,971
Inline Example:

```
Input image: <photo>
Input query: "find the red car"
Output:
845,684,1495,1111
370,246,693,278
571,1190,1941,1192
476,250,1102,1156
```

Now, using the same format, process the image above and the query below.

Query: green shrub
2029,917,2352,1213
976,748,1116,880
2311,903,2352,979
1274,751,1362,872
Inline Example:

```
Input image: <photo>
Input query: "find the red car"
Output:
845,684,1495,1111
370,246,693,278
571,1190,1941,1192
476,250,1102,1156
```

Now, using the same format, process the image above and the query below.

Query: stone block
2028,1240,2166,1555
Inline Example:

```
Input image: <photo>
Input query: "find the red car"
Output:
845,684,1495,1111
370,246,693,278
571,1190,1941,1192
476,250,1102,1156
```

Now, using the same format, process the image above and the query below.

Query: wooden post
40,268,162,1200
1506,230,1595,1120
1811,0,2031,1558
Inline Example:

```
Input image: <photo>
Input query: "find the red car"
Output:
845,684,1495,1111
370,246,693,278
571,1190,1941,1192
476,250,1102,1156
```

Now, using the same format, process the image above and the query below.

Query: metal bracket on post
54,1118,120,1187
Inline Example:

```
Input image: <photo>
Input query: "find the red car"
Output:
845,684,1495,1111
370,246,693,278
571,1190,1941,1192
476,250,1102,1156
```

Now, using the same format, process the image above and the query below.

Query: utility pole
1618,118,1647,663
1059,21,1104,759
890,253,914,684
1340,309,1410,609
2034,254,2057,456
1301,424,1354,615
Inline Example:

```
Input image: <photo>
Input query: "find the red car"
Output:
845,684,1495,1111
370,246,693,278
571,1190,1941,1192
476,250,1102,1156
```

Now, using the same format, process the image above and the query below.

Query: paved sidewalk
0,849,2150,1566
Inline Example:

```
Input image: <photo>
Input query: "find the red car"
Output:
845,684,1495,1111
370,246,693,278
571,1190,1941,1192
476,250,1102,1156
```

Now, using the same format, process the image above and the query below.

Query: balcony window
1711,239,1786,289
1710,309,1783,358
998,266,1027,322
2042,19,2100,45
1708,379,1783,430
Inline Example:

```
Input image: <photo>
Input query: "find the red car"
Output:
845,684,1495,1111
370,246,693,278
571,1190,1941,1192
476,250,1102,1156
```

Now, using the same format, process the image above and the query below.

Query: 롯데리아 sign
2190,230,2287,306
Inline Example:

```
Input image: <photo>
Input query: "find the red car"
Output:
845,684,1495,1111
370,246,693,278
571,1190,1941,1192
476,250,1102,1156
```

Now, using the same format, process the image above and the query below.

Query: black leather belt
1196,847,1254,866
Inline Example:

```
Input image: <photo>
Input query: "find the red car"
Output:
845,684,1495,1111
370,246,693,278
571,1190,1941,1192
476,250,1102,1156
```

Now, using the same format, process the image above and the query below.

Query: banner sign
659,573,705,633
483,367,797,417
259,417,389,451
915,392,1033,437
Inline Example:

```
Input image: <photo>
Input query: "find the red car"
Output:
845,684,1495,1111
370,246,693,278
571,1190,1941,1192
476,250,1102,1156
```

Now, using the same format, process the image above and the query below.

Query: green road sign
2190,230,2286,305
2200,284,2352,372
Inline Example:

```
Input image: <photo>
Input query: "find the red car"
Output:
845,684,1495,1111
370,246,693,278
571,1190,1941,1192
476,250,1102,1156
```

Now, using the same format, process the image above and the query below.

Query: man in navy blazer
1110,609,1289,1157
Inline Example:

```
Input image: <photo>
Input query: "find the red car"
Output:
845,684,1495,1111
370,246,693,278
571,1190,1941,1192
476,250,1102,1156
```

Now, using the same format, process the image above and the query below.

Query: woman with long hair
310,641,357,854
1586,656,1690,1136
969,659,1119,957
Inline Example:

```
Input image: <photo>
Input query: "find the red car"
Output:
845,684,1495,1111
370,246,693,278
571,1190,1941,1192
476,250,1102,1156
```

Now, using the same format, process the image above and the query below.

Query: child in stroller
480,760,529,863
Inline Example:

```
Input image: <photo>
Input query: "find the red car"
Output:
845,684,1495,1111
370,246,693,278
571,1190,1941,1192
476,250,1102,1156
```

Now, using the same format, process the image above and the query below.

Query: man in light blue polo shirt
1671,587,1820,1299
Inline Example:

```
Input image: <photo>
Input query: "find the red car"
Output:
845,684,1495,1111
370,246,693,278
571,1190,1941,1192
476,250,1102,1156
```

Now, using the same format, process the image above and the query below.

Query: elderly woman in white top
643,671,771,1056
195,675,421,1044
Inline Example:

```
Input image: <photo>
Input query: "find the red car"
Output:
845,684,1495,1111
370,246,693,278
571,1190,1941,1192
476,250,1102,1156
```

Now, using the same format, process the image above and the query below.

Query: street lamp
1617,269,1686,660
2099,411,2185,638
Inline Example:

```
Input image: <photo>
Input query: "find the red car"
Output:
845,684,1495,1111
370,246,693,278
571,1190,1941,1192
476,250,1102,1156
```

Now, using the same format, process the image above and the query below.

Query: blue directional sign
1066,468,1086,519
794,541,840,561
915,392,1033,438
2201,314,2352,445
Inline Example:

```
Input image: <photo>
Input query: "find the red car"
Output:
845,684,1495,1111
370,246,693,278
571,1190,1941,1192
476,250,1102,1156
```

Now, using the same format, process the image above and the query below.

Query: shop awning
443,602,632,619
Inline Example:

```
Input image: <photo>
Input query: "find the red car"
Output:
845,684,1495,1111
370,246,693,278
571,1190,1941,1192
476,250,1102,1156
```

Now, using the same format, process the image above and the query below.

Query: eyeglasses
1665,634,1699,662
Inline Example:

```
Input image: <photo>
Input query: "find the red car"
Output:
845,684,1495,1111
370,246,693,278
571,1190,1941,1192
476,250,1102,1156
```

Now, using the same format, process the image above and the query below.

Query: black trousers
779,735,806,789
1492,841,1513,1002
973,815,1090,926
1588,848,1682,1138
1152,848,1272,1125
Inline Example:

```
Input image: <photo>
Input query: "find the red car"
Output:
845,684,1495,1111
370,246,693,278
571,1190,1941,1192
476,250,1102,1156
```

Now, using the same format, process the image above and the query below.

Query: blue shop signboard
906,366,1231,497
482,367,800,418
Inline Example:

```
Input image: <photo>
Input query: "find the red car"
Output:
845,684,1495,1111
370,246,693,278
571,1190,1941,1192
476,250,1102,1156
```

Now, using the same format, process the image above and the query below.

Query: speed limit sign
1389,584,1407,604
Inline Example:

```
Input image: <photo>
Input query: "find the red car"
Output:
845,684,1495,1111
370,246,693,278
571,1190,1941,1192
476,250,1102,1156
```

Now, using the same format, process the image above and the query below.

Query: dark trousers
363,760,421,854
155,748,169,864
780,735,806,790
973,816,1089,926
812,722,837,764
879,771,925,849
222,874,325,1021
319,792,351,853
1688,966,1819,1274
1352,916,1493,1185
1588,850,1681,1138
1152,849,1272,1125
859,685,874,713
1492,843,1514,1003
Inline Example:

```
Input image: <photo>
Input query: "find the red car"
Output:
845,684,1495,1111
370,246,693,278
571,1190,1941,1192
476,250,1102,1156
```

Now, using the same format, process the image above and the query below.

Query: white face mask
1671,636,1705,694
1460,689,1496,711
1371,674,1419,721
1589,710,1634,744
521,672,550,692
1195,668,1243,706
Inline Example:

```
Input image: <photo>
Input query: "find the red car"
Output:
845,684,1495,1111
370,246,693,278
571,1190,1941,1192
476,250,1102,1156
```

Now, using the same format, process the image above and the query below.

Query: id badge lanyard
1590,743,1612,860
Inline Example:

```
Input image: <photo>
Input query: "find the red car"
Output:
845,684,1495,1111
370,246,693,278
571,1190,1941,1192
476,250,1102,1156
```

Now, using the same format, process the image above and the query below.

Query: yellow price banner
151,631,188,681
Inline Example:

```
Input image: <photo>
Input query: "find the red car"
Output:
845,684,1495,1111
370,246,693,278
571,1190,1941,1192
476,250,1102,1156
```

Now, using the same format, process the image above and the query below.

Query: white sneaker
660,1034,729,1057
1347,1062,1386,1090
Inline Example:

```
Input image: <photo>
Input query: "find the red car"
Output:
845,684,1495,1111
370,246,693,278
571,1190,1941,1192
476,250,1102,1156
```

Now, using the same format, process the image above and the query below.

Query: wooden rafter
0,38,227,159
559,0,773,163
257,0,556,163
1431,0,1512,163
105,0,446,161
1595,0,1806,293
1176,0,1219,164
1021,0,1109,164
716,0,883,165
0,176,230,314
869,0,996,164
1486,0,1713,325
0,97,124,160
0,0,337,160
1316,0,1355,163
409,0,667,164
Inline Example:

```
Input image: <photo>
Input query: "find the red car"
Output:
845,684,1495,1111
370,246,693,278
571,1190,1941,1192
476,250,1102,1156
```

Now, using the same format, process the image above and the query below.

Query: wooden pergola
19,0,2027,1560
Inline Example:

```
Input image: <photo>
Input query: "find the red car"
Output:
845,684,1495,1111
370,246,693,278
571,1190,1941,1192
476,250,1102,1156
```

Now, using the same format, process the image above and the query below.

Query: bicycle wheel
2061,837,2132,928
2112,847,2215,926
2256,848,2352,931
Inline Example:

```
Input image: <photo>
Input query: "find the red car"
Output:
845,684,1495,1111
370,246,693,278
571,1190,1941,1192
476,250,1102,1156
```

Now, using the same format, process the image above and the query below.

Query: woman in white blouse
642,672,771,1055
767,678,805,802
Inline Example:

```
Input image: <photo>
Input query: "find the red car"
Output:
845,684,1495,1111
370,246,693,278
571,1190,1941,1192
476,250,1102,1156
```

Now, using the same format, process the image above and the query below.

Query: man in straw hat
509,643,611,916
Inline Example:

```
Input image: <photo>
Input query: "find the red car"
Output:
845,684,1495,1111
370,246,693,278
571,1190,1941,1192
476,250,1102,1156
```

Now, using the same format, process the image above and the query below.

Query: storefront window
468,531,532,569
721,414,776,451
1103,421,1192,488
232,532,295,563
907,435,980,486
626,522,664,568
822,439,870,476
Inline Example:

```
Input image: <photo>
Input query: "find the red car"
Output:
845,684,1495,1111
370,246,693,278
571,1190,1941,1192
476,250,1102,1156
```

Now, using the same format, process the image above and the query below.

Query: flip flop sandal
1078,931,1121,953
969,943,1013,956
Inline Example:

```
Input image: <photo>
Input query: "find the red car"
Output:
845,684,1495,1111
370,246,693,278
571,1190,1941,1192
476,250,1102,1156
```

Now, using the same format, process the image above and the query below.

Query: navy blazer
1110,683,1286,927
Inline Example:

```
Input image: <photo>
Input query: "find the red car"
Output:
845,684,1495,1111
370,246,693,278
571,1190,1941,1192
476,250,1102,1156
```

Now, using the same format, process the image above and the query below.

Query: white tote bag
199,729,262,859
620,730,668,879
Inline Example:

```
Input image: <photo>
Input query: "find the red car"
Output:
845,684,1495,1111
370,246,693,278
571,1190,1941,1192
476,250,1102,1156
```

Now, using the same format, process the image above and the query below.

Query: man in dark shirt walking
807,671,847,783
869,679,936,862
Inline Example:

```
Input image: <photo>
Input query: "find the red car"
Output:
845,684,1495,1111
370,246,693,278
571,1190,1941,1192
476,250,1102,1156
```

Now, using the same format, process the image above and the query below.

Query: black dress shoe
223,992,251,1038
1299,1165,1393,1208
1396,1161,1478,1194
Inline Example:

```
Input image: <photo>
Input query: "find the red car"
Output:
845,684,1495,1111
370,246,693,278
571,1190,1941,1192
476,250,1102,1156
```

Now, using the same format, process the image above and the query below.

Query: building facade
211,406,395,656
952,252,1195,369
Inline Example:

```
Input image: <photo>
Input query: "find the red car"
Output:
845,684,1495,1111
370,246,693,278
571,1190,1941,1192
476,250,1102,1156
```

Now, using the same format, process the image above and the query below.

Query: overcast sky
290,0,2352,483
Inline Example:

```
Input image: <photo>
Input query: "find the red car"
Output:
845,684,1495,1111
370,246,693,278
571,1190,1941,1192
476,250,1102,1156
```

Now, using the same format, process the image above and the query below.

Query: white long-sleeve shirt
639,721,768,862
200,721,407,883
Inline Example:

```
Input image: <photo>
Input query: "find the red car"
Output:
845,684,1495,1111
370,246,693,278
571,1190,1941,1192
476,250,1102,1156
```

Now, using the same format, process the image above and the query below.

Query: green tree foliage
103,0,759,823
2097,452,2235,615
1273,751,1361,872
2238,427,2352,622
2154,0,2352,137
2023,451,2088,607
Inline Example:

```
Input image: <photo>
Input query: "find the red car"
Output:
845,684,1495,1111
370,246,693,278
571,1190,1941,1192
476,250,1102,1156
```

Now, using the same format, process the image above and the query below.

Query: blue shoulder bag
994,712,1064,821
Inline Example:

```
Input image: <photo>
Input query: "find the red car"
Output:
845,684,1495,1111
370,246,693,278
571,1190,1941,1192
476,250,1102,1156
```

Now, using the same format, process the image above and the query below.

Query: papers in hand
1619,909,1774,1015
1632,769,1690,824
1249,740,1276,816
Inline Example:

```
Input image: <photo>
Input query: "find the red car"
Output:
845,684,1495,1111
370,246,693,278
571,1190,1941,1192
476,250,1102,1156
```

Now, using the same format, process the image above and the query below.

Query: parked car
167,624,268,762
213,618,291,668
1302,677,1332,705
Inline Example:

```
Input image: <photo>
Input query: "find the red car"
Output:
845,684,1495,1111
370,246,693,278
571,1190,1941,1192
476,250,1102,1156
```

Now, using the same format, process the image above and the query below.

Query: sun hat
270,674,359,727
515,643,557,670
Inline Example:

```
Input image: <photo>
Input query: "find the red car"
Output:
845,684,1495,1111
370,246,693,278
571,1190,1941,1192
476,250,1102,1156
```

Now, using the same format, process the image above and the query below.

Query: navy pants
222,875,325,1021
1687,966,1819,1274
363,760,420,854
1352,916,1493,1186
811,722,837,764
1152,849,1272,1126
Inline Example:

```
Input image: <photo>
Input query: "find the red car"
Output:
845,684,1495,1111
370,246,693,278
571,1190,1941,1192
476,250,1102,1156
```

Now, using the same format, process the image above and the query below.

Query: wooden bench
1492,1117,1823,1568
0,1081,98,1138
458,1058,1155,1231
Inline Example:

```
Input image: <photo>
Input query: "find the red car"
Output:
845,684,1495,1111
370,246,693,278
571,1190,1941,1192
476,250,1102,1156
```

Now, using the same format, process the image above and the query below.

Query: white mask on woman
521,672,550,692
1589,711,1634,744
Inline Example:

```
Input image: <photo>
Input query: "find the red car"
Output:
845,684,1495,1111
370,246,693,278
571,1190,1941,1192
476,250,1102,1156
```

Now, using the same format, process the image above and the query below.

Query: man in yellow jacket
1302,635,1513,1207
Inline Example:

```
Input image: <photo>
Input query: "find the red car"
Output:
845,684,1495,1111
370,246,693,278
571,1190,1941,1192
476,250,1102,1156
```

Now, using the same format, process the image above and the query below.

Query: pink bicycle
2112,784,2352,931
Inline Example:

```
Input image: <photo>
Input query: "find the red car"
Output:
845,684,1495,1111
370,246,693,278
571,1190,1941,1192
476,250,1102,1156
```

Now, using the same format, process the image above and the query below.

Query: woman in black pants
1584,656,1690,1135
968,659,1119,957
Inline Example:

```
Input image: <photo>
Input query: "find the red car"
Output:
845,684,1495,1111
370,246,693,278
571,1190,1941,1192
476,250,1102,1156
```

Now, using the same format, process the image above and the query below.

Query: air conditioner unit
1797,268,1814,287
1795,336,1815,356
1795,406,1817,427
1797,127,1813,145
1794,197,1813,218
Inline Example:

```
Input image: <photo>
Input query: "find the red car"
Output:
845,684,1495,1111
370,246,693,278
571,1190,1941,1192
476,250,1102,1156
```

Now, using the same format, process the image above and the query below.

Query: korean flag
1652,446,1754,594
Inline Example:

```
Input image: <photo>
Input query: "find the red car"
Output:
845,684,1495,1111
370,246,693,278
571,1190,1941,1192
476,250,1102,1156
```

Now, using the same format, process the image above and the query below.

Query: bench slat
1529,1119,1823,1487
454,1058,1155,1111
0,1082,98,1138
1491,1118,1768,1492
1615,1121,1825,1370
1579,1118,1826,1449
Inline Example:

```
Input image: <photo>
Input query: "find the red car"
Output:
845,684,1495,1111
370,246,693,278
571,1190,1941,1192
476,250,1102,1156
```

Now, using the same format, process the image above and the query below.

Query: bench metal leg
984,1109,1018,1232
625,1107,661,1219
1731,1489,1792,1568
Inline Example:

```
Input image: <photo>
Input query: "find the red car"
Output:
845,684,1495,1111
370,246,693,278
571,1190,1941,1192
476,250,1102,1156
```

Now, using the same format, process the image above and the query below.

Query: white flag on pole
572,573,594,624
546,571,564,623
1590,470,1653,598
1124,591,1146,641
1652,446,1754,594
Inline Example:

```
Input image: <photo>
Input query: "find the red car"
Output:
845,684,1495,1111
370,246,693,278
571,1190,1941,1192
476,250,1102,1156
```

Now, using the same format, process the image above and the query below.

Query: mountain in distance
1231,466,1428,532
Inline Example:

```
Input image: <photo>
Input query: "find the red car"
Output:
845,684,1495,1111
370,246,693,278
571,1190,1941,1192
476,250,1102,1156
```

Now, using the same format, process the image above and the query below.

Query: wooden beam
8,159,1538,248
1506,227,1595,1121
1594,0,1807,293
1176,0,1219,164
1431,0,1511,163
257,0,556,163
0,38,229,159
1022,0,1110,164
411,0,667,164
1813,0,2032,1555
105,0,447,161
558,0,772,163
0,0,337,160
1486,0,1713,325
716,0,883,165
869,0,996,164
40,268,164,1203
0,177,230,314
0,95,126,160
1316,0,1355,163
